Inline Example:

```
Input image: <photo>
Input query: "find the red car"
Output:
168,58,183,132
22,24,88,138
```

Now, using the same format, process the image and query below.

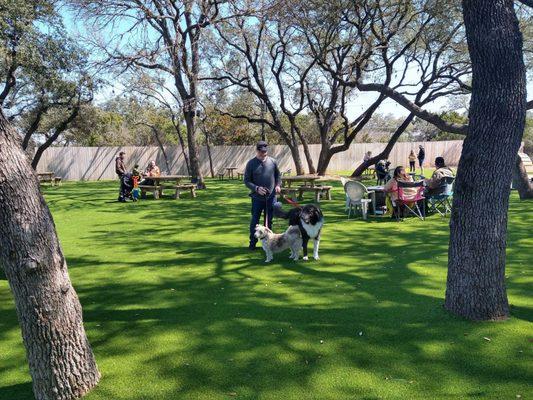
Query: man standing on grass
115,151,127,202
417,145,425,175
244,141,281,250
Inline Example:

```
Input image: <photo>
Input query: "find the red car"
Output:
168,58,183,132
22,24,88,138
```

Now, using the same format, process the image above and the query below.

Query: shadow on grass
0,383,33,400
1,180,531,399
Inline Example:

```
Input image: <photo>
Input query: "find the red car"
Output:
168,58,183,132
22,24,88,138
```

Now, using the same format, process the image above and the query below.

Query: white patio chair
344,181,373,219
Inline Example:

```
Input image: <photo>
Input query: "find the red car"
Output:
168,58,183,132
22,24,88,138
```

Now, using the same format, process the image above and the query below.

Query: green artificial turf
0,179,531,400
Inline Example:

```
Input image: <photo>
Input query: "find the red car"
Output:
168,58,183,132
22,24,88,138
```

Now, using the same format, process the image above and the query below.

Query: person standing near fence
408,150,417,173
244,141,281,251
417,145,425,175
115,151,127,202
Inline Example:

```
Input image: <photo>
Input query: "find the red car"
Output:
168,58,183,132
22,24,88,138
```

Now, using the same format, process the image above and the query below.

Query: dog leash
264,193,269,228
283,195,300,208
264,194,300,228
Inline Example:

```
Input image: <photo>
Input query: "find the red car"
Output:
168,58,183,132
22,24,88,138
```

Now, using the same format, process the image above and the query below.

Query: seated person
385,166,419,204
425,157,454,196
140,160,161,186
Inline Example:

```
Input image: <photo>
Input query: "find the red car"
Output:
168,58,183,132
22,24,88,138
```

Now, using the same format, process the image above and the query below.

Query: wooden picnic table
281,175,332,202
149,175,191,184
37,172,61,186
139,175,195,199
281,175,320,188
37,172,54,179
226,167,238,179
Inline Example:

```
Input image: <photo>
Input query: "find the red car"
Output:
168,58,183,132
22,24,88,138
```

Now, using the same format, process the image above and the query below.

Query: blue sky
61,7,531,120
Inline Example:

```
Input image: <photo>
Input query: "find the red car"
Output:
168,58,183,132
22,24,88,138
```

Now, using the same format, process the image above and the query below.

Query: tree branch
356,82,468,134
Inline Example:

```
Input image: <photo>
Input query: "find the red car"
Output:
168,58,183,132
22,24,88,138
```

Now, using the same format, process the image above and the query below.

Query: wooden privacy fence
36,141,467,181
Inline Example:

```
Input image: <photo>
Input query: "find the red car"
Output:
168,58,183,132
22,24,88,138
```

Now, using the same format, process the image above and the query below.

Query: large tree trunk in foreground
513,155,533,199
0,111,100,399
445,0,527,320
184,111,205,189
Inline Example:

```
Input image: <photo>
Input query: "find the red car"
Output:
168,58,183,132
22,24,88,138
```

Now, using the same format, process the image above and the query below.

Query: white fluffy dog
254,224,302,263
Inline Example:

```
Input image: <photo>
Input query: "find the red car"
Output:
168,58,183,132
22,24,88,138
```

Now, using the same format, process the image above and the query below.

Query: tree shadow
0,382,33,400
0,181,531,399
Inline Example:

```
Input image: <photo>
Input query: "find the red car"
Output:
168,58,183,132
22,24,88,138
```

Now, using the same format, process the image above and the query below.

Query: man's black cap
256,141,268,151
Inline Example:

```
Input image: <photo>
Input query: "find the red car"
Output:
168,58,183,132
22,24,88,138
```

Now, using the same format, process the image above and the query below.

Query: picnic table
138,175,196,199
226,167,238,179
37,172,62,186
281,175,331,202
281,175,320,188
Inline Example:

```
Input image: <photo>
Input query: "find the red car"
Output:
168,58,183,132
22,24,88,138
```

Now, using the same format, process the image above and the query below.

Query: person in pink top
384,166,418,203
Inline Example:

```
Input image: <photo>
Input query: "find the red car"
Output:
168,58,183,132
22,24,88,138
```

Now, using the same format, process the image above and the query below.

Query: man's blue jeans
249,195,275,247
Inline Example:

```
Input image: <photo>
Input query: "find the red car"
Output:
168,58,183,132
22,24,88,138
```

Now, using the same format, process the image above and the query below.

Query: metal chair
427,176,455,216
345,181,373,219
395,181,425,221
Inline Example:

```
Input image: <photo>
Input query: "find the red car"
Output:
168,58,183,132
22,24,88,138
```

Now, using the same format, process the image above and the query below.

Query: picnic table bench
297,185,332,202
280,187,299,201
226,166,238,179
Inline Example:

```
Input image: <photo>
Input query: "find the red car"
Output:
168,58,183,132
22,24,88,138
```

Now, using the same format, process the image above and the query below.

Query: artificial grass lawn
0,179,531,400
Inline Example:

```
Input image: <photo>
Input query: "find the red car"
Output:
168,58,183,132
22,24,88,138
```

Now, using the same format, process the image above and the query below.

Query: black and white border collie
274,203,324,260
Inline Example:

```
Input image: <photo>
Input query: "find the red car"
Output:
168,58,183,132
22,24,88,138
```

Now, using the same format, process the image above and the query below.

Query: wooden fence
36,141,468,181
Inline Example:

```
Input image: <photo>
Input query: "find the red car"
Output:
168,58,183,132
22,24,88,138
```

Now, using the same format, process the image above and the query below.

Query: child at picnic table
132,164,142,179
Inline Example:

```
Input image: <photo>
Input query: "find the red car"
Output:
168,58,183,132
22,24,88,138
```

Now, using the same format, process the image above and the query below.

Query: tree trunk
445,0,527,320
287,142,305,175
31,106,80,170
204,129,215,178
22,106,47,151
300,139,316,175
512,155,533,199
172,120,190,176
183,111,205,189
0,111,100,399
351,114,415,177
293,126,316,174
316,143,333,176
151,126,171,174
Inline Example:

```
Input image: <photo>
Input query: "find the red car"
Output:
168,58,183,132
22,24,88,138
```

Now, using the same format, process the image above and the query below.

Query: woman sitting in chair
384,166,418,204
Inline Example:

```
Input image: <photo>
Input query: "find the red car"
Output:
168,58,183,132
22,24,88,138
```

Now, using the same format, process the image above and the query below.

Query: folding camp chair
395,181,425,221
427,176,455,216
